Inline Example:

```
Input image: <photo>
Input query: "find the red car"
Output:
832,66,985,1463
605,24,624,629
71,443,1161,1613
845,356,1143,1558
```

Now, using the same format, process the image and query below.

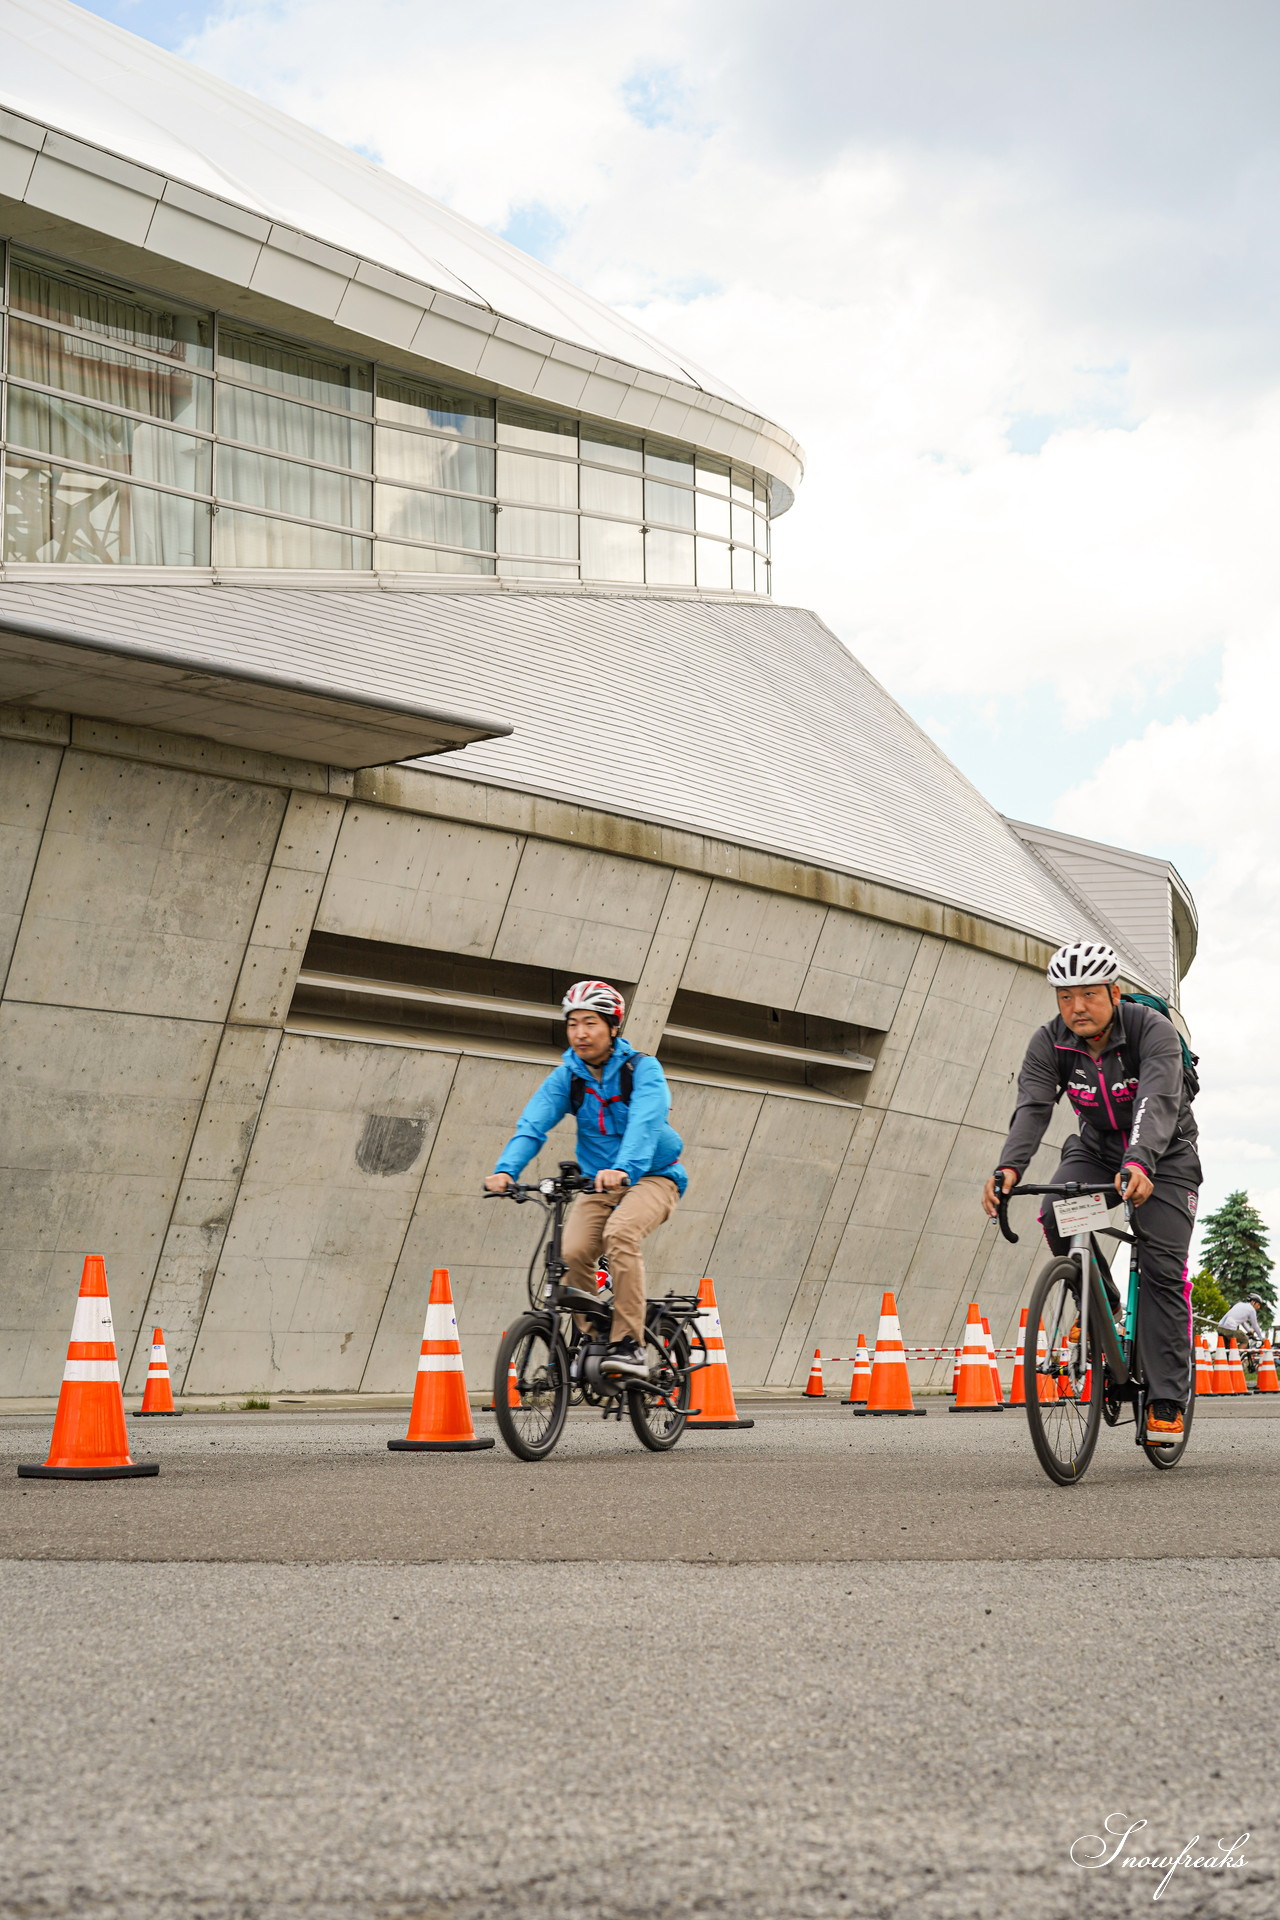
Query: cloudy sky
75,0,1280,1257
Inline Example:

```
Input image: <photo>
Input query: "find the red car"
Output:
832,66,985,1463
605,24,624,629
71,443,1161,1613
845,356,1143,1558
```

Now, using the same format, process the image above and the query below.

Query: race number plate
1052,1191,1109,1236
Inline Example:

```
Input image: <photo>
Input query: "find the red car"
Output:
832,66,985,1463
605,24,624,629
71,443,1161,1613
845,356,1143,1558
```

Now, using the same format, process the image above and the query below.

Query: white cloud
173,0,1280,1259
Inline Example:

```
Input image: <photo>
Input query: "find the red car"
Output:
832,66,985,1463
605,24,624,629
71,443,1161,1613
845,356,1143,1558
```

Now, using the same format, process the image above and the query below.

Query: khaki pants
562,1177,680,1344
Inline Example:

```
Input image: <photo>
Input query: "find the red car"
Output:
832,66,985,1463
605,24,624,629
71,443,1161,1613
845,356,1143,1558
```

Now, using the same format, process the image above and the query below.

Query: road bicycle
484,1161,706,1461
993,1175,1195,1485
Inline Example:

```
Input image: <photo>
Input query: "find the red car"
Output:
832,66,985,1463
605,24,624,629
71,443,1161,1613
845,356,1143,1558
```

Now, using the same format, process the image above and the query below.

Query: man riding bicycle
1218,1294,1267,1349
982,940,1201,1443
484,980,686,1382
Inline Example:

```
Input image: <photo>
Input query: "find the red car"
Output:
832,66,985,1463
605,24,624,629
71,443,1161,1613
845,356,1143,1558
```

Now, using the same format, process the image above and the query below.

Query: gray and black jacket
997,999,1197,1179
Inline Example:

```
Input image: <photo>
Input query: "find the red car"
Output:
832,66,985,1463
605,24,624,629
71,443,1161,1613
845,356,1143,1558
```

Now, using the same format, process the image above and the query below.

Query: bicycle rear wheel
628,1321,691,1451
1025,1257,1104,1484
493,1316,569,1461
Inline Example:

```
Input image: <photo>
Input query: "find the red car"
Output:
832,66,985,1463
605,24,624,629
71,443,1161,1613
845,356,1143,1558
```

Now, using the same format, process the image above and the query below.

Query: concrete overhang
0,608,512,769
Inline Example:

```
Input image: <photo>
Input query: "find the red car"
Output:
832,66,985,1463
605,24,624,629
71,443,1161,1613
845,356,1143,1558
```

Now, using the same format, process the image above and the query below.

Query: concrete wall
0,712,1077,1398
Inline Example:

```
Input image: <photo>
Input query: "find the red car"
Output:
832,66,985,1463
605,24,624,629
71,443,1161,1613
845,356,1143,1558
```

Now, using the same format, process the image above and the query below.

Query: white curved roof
0,578,1146,966
0,0,742,402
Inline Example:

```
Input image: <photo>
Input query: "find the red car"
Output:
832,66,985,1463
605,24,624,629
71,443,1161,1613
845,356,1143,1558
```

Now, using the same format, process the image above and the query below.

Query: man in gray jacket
981,940,1201,1441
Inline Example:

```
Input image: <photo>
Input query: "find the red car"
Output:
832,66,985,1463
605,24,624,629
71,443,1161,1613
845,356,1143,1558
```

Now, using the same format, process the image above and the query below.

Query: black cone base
948,1404,1006,1412
840,1398,868,1406
18,1461,160,1478
850,1407,928,1417
133,1410,183,1417
387,1437,495,1451
686,1417,754,1429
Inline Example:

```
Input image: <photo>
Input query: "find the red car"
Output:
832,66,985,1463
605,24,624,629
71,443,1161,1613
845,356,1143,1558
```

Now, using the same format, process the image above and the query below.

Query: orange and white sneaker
1145,1401,1184,1443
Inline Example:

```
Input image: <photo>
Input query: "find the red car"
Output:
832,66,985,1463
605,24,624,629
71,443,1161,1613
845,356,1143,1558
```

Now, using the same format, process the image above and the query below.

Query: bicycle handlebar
989,1172,1129,1245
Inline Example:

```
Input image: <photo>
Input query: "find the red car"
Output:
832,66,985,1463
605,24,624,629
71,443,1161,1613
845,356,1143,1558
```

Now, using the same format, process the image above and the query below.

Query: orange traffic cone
951,1303,1003,1411
1008,1308,1029,1406
134,1327,181,1416
1033,1320,1056,1402
841,1334,872,1405
982,1315,1005,1405
853,1292,927,1416
1057,1331,1075,1398
804,1349,827,1398
19,1257,159,1479
687,1277,754,1428
388,1269,494,1452
1194,1334,1214,1396
1256,1338,1279,1393
1228,1338,1250,1394
1212,1335,1231,1395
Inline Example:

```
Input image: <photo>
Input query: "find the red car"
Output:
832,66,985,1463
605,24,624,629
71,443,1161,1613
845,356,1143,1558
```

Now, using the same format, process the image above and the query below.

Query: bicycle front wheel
493,1316,569,1461
1025,1257,1104,1485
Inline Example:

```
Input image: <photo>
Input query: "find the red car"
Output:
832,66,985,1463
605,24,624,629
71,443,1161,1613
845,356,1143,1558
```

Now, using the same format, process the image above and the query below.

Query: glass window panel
3,459,210,566
754,477,769,510
645,528,694,586
731,502,756,546
218,331,372,414
9,319,212,428
218,448,372,530
731,468,754,506
754,513,770,555
579,466,642,518
580,426,642,471
645,479,695,529
581,517,644,582
375,426,494,495
497,557,579,579
496,506,578,559
497,450,577,508
645,442,694,483
732,544,755,592
221,384,372,469
695,454,730,495
695,490,730,537
497,404,577,455
374,542,495,575
216,509,370,569
7,390,212,494
376,375,493,440
11,258,212,367
375,485,495,552
695,536,731,591
757,557,771,596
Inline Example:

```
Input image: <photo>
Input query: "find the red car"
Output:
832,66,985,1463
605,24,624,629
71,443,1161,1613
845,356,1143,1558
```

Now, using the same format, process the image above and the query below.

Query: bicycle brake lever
991,1168,1019,1244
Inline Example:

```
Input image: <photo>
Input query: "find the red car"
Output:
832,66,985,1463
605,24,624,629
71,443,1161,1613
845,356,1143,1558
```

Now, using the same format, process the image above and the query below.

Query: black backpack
569,1053,645,1117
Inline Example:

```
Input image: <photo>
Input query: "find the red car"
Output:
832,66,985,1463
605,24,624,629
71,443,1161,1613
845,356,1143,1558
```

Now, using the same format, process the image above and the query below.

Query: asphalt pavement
1,1399,1275,1919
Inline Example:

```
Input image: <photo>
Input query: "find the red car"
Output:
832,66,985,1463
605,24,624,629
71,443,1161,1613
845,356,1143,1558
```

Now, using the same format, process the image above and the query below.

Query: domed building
0,0,1196,1397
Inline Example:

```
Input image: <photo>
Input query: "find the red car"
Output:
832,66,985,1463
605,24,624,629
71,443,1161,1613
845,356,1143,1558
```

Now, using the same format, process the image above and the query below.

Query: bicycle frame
995,1179,1139,1399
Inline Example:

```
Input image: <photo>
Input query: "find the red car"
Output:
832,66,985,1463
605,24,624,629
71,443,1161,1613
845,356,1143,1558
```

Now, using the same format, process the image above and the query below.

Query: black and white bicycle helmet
561,979,626,1026
1046,941,1121,985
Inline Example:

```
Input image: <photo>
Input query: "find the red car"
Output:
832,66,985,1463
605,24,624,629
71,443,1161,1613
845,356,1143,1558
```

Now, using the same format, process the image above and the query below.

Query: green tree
1190,1269,1229,1323
1200,1190,1276,1315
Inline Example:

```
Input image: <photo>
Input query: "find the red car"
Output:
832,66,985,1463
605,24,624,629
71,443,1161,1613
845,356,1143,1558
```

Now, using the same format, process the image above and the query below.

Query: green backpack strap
1121,994,1200,1100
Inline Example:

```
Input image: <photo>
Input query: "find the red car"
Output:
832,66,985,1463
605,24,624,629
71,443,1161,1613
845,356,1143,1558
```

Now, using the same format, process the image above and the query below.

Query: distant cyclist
484,980,686,1380
1218,1294,1266,1350
982,941,1201,1443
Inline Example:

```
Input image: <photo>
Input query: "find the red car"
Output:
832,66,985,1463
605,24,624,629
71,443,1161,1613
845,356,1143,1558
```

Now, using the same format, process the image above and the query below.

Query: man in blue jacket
484,979,686,1379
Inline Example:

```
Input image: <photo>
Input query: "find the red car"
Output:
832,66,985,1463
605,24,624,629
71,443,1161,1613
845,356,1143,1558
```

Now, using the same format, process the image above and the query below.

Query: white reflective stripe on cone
150,1344,169,1364
424,1305,459,1340
417,1353,464,1372
70,1298,114,1342
63,1359,121,1382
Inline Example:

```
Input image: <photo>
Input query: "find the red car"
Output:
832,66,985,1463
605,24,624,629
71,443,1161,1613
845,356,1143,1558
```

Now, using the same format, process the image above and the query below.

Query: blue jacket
494,1037,687,1194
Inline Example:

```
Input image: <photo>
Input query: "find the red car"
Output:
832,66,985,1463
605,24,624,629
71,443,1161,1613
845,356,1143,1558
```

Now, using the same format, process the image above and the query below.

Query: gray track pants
1038,1138,1201,1408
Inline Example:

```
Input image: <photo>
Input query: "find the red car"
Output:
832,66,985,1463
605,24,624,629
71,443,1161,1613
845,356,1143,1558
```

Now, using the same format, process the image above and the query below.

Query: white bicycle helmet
561,979,626,1026
1047,941,1121,986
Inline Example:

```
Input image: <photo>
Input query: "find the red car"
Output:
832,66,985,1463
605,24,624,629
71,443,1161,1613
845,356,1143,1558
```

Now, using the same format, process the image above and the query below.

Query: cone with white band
1008,1307,1029,1406
134,1326,181,1416
841,1334,872,1405
686,1277,754,1428
982,1315,1005,1405
853,1292,927,1415
1212,1335,1232,1395
19,1257,159,1479
1256,1337,1279,1393
1194,1334,1214,1396
950,1302,1002,1411
1227,1338,1250,1394
388,1269,494,1452
804,1349,827,1398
